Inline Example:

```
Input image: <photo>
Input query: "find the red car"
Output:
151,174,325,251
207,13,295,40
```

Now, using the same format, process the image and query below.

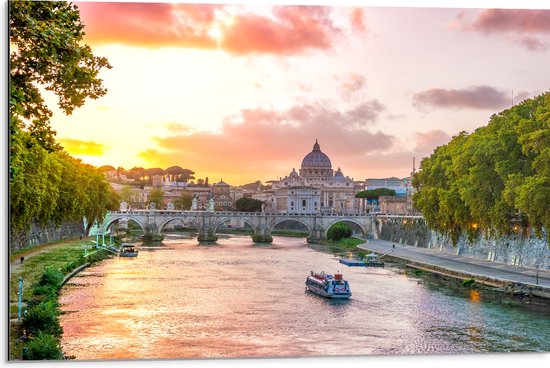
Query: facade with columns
269,140,366,214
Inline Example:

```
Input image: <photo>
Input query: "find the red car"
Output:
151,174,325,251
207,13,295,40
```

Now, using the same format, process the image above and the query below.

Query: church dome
301,140,332,168
334,168,345,181
289,168,299,180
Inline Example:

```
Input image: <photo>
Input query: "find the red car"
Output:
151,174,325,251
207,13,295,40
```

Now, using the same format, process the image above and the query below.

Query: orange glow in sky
44,0,550,185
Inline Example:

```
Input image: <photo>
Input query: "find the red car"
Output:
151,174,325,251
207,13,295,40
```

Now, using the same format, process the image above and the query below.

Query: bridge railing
108,210,377,217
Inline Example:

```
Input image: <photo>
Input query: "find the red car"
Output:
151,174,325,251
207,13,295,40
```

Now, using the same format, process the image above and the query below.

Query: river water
59,235,550,360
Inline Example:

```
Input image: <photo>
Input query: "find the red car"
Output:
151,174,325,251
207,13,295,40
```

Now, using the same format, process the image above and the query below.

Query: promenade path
358,238,550,290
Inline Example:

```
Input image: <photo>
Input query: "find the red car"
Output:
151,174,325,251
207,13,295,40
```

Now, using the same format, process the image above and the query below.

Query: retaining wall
10,221,85,252
378,217,549,270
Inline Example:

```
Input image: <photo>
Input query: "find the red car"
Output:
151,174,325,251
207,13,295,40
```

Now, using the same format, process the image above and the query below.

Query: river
59,234,550,360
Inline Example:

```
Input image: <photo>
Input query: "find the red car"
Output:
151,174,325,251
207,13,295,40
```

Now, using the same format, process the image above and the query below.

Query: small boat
365,253,384,267
119,243,138,257
339,258,366,267
305,271,351,299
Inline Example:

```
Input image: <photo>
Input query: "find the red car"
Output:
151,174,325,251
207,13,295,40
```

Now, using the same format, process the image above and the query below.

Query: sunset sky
43,0,550,185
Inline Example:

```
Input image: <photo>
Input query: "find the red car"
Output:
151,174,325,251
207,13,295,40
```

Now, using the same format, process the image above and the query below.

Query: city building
269,140,363,214
212,180,234,211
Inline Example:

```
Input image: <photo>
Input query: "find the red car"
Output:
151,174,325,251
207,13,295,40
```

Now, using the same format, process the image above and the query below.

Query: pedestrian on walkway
392,244,395,249
20,256,24,263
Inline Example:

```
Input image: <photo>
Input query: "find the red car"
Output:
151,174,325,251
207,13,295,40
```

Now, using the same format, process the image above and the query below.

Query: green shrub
327,223,353,241
412,269,424,276
38,267,64,288
23,332,63,360
462,278,475,287
21,301,62,337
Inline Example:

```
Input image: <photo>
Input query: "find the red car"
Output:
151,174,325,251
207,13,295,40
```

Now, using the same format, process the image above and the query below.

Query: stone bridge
102,210,378,243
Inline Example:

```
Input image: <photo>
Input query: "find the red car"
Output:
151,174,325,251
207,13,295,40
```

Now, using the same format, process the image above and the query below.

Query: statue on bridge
207,197,215,212
191,194,198,210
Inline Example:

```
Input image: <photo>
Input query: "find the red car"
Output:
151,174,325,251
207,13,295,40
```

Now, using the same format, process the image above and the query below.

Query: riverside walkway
359,239,550,290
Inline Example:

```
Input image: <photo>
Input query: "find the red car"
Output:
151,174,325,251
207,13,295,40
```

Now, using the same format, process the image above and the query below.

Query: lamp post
536,265,540,285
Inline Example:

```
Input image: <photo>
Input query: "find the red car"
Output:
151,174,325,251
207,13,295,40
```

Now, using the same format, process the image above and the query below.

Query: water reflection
59,235,550,360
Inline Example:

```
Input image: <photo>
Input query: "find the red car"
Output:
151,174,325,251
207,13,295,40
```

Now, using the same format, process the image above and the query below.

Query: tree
235,197,263,212
9,1,116,238
119,185,133,204
413,92,550,244
149,189,165,209
355,188,396,201
10,0,111,152
327,222,353,241
173,192,193,210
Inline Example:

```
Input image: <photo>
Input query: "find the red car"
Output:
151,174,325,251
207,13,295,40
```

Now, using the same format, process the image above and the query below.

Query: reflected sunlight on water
59,235,550,360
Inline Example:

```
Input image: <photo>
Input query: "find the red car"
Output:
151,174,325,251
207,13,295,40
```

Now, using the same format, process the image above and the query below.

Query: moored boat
305,271,351,299
365,253,384,267
119,243,138,257
339,258,366,267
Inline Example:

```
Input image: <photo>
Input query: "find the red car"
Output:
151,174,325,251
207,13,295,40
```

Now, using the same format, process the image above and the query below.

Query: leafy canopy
413,92,550,244
10,0,111,152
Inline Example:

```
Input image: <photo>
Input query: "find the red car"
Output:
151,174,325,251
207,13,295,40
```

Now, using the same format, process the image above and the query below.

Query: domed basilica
269,140,360,214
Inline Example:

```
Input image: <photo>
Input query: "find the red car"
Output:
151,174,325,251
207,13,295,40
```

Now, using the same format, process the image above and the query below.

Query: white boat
305,271,351,299
119,243,138,257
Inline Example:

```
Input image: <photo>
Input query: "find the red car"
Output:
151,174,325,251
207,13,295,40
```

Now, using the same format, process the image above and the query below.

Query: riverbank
358,239,550,304
9,238,113,360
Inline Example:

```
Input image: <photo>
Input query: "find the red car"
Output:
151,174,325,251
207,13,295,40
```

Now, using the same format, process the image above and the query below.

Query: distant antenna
413,156,416,174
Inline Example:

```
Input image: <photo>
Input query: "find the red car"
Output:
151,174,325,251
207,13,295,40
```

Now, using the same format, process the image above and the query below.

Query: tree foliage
355,188,397,200
413,92,550,244
235,197,263,212
10,0,111,152
327,222,353,241
9,1,117,237
173,192,193,210
149,189,165,209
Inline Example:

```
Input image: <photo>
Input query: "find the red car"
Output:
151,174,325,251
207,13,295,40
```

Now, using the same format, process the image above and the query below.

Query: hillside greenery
412,92,550,244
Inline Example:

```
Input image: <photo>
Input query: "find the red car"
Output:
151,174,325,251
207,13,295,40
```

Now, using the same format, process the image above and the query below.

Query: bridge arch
324,219,367,239
158,216,200,234
213,217,257,233
102,216,146,234
270,218,312,236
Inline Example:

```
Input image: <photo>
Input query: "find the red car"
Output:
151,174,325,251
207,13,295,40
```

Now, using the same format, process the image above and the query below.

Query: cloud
163,123,191,134
350,8,367,34
337,73,367,94
78,3,345,55
413,130,452,156
77,2,218,48
455,9,550,50
59,138,106,156
220,6,340,55
138,101,393,183
412,85,512,110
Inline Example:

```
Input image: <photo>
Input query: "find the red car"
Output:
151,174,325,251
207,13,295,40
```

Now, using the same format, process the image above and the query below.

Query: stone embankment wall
10,221,85,252
377,217,549,270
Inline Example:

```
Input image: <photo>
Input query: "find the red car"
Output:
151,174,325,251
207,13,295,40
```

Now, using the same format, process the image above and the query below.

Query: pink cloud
456,9,550,51
77,3,344,55
139,102,393,183
221,6,339,55
412,85,512,110
414,130,452,156
337,73,367,93
350,8,367,34
77,2,218,48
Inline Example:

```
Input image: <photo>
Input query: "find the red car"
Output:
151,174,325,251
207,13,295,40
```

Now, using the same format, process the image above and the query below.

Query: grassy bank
9,238,112,360
320,237,366,256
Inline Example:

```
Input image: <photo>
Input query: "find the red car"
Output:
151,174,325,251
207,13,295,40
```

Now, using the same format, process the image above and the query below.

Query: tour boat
119,243,138,257
305,271,351,299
